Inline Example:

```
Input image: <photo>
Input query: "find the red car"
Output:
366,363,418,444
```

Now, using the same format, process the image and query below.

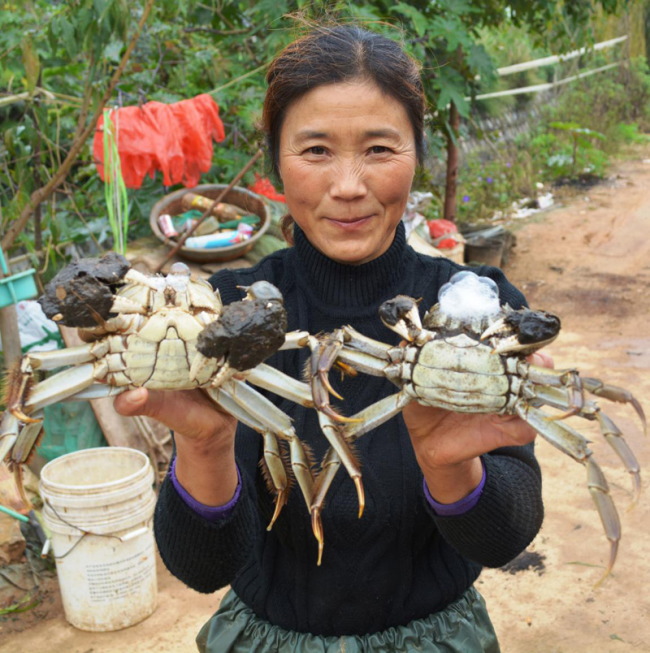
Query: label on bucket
55,531,157,631
85,546,155,602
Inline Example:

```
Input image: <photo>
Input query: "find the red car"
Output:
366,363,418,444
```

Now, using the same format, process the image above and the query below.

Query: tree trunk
443,101,461,223
0,304,23,367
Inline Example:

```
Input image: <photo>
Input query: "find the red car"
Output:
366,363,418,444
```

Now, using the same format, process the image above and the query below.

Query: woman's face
278,80,417,265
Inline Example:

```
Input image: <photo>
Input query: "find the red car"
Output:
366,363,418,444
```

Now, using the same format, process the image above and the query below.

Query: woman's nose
329,159,367,200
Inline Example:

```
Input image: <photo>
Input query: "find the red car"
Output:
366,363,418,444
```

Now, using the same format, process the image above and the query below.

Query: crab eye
240,281,284,304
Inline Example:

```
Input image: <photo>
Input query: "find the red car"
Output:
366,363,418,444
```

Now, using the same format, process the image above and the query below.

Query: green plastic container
40,401,107,462
0,248,38,308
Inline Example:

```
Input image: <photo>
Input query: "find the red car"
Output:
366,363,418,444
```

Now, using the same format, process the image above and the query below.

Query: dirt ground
1,148,649,652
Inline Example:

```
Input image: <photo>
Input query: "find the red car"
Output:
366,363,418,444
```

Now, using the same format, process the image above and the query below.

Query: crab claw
379,296,422,342
197,282,287,372
481,308,561,355
308,331,361,423
38,252,130,328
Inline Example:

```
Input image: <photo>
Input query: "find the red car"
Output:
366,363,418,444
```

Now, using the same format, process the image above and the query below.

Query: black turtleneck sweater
154,223,544,636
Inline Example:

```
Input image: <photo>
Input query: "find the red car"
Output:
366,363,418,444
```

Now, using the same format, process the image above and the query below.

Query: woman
115,24,546,652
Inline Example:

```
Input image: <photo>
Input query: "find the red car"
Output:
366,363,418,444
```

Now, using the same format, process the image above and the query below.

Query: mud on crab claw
308,271,645,581
0,253,317,529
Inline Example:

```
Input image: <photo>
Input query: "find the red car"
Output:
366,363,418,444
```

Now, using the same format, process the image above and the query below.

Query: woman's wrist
173,429,238,506
423,458,486,515
418,456,484,505
171,458,242,519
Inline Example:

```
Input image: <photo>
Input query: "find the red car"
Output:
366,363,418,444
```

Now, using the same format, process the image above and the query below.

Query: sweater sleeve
154,462,260,593
426,441,544,568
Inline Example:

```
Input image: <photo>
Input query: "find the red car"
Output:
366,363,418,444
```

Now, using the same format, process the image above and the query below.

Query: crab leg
334,326,396,363
279,329,312,351
208,378,315,529
307,327,394,422
20,344,98,370
3,415,45,466
5,343,102,422
0,413,18,461
309,393,409,563
19,363,99,415
315,411,364,512
581,377,647,434
593,409,642,503
524,365,646,435
245,363,314,407
520,363,585,418
65,384,127,401
523,382,642,501
208,388,290,529
310,438,344,565
0,411,45,506
517,403,620,583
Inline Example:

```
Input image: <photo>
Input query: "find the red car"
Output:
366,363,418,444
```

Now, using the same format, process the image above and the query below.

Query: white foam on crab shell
438,271,501,322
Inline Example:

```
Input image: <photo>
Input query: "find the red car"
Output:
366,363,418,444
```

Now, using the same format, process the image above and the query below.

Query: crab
307,271,645,580
0,253,318,528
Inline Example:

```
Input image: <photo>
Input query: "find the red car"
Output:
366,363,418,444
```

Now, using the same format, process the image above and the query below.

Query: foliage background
0,0,648,277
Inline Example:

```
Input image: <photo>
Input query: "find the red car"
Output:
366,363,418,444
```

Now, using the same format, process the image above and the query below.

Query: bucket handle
44,499,151,559
120,526,149,542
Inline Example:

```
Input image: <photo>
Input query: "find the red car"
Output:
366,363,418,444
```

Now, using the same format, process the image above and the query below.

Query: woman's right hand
114,388,239,506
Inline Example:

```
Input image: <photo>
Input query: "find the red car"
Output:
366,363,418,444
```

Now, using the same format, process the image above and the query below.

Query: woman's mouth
327,215,373,226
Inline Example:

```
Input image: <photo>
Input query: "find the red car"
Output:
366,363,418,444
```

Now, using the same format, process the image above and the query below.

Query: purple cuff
423,459,486,516
170,457,241,522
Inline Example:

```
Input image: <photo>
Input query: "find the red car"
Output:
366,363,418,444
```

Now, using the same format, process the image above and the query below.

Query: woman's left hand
403,350,553,504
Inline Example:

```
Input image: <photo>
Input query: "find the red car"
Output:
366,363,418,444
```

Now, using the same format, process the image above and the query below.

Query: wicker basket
149,184,270,263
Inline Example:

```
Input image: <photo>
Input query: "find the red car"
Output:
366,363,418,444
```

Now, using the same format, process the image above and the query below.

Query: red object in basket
248,173,286,202
93,94,226,189
428,219,459,249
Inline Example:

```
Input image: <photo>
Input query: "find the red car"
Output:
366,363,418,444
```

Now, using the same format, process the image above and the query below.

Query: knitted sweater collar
293,221,409,307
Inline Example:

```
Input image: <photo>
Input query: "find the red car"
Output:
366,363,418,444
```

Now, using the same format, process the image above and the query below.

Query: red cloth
93,94,226,189
248,173,285,202
428,219,459,249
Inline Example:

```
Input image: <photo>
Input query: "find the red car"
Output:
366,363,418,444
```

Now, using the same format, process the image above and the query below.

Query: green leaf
103,39,124,63
466,43,496,83
52,15,78,59
549,121,581,131
93,0,110,20
390,3,429,38
434,66,470,116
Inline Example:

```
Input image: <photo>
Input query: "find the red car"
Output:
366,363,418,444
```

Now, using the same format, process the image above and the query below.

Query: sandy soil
1,148,649,653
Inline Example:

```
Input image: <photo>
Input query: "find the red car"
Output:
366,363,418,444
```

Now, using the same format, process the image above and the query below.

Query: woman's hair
263,24,426,177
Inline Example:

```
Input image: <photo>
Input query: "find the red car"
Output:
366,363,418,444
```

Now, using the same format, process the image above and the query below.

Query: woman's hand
403,350,554,504
114,388,239,506
114,387,236,442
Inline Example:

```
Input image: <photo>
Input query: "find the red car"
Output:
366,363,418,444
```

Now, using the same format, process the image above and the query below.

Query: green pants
196,587,500,652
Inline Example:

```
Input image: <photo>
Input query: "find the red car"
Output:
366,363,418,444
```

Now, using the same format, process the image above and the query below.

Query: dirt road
2,149,649,653
480,150,650,653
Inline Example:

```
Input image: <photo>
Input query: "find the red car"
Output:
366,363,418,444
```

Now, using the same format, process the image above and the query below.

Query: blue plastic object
0,247,38,308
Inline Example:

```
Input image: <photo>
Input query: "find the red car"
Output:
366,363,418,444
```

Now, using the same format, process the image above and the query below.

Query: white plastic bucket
39,446,158,632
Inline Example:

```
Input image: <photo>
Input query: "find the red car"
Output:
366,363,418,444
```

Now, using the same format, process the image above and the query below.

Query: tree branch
1,0,156,253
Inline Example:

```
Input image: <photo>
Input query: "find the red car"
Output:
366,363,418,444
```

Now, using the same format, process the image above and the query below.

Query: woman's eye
369,145,391,154
306,146,326,155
